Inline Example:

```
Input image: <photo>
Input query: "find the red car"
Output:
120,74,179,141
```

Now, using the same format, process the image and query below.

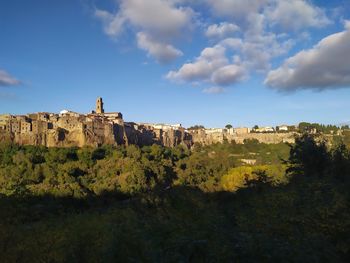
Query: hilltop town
0,97,344,148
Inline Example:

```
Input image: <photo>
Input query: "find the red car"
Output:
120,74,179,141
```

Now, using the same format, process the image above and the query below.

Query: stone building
10,118,21,133
32,120,49,133
96,97,104,114
234,127,250,135
0,114,10,131
0,97,298,148
20,120,31,134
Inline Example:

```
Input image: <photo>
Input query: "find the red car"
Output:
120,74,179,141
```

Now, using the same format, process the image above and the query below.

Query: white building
255,126,275,133
205,128,225,134
276,125,289,132
139,123,182,131
59,110,80,117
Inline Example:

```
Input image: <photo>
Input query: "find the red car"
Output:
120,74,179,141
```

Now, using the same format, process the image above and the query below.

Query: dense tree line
0,140,289,197
298,122,344,134
0,135,349,262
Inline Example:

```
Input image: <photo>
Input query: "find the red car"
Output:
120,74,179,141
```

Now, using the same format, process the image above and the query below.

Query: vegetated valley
0,135,349,262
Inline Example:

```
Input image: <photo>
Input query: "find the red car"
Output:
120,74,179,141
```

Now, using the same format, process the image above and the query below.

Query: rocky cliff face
6,127,113,148
124,124,192,148
0,111,298,148
0,123,297,148
189,130,295,145
0,111,133,148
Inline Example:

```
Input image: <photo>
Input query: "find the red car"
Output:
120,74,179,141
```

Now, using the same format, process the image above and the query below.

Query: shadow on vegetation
0,134,350,262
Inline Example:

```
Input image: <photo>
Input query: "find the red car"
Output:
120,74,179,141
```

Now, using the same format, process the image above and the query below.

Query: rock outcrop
0,97,297,148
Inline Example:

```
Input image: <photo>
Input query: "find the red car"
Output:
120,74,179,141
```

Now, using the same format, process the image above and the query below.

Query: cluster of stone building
188,126,295,145
0,97,296,148
0,101,124,147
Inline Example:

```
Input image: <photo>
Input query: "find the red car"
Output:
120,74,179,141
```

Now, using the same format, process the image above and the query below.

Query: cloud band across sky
0,70,20,87
94,0,349,93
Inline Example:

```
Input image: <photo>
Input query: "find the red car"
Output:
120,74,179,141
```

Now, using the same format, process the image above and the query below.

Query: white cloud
205,22,239,39
265,0,331,30
93,0,337,93
211,64,245,85
137,32,183,63
167,45,245,86
207,0,330,31
205,4,295,73
95,0,194,62
0,70,21,87
265,21,350,91
202,86,226,94
121,0,193,38
207,0,265,20
220,38,243,49
220,32,293,73
166,2,296,90
167,45,227,82
95,9,125,37
346,20,350,30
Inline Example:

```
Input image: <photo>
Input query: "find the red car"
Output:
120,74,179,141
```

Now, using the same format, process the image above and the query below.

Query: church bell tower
96,97,104,114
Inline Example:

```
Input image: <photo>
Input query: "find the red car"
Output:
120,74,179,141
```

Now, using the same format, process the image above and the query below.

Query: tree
188,125,205,130
91,148,106,161
298,122,312,133
225,124,232,129
245,169,271,190
330,143,350,181
287,134,329,178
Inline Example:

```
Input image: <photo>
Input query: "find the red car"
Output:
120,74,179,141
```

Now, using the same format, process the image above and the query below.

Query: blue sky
0,0,350,128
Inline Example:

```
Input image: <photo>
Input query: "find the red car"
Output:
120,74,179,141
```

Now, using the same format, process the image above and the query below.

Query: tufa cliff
0,97,296,148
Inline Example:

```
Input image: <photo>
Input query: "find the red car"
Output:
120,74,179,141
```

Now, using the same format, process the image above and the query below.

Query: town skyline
2,95,349,129
2,96,347,132
1,0,350,128
0,97,306,149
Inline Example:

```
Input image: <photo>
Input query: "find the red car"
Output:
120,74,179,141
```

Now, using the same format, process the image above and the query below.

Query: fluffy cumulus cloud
220,34,294,72
167,24,292,90
167,45,227,82
207,0,265,20
265,21,350,91
211,65,245,86
122,0,192,37
206,0,330,30
166,45,246,89
205,22,239,39
94,0,344,93
137,32,183,63
95,0,193,63
165,0,331,91
95,9,125,37
265,0,331,30
0,70,20,87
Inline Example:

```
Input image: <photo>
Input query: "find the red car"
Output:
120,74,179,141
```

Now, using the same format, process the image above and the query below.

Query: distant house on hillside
153,124,182,130
234,127,250,135
205,128,225,134
276,125,289,132
254,127,275,133
59,110,80,117
138,123,182,131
